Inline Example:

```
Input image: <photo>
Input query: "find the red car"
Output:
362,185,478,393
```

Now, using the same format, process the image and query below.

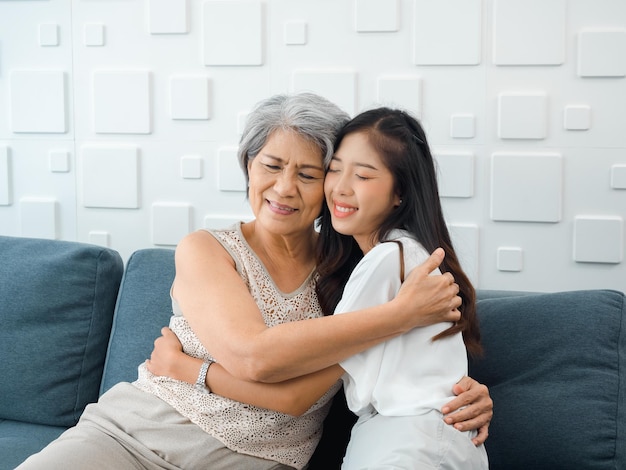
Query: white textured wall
0,0,624,294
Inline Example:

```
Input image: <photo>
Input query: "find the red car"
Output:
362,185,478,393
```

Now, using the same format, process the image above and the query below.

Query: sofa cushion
0,419,66,470
100,248,176,394
0,236,123,427
469,289,625,470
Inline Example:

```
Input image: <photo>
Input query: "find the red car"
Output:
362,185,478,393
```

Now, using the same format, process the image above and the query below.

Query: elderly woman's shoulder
175,230,222,260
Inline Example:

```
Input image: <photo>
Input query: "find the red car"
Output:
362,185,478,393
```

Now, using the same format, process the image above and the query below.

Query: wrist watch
195,359,215,393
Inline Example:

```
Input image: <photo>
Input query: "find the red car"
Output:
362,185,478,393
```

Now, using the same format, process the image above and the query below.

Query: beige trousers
17,383,293,470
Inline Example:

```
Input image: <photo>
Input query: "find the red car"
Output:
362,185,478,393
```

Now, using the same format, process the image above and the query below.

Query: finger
450,308,461,322
454,376,473,394
416,248,445,276
451,411,492,432
472,424,489,446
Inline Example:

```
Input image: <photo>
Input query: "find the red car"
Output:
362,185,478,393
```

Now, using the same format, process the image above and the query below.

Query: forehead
262,129,324,166
335,132,384,165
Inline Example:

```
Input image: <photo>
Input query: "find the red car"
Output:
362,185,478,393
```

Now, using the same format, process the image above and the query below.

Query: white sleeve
335,243,403,414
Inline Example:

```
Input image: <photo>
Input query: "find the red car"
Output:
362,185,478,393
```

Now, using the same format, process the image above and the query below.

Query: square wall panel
0,146,10,206
414,0,481,65
170,76,211,120
152,202,192,246
493,0,566,65
88,230,110,247
434,152,474,198
284,20,307,45
450,114,476,139
498,93,547,139
491,153,562,223
10,70,67,134
148,0,188,34
611,165,626,190
218,146,246,192
355,0,399,33
577,30,626,78
202,0,263,66
49,149,70,173
292,70,357,116
574,216,623,264
84,23,105,47
497,247,523,272
376,77,421,118
81,146,139,208
93,70,151,134
181,155,203,179
39,23,59,47
20,198,58,239
564,105,591,131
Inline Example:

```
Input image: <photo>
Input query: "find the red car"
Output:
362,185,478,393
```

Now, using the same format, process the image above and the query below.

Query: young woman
315,107,488,468
148,106,489,468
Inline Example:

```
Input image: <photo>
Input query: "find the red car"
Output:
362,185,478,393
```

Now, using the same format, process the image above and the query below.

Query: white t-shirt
336,230,468,417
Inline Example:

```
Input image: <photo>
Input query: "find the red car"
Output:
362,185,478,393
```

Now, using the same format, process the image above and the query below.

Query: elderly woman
18,93,491,470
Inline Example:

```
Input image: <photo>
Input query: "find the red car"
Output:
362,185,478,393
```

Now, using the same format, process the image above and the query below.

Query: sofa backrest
100,248,176,394
0,236,123,427
470,289,625,470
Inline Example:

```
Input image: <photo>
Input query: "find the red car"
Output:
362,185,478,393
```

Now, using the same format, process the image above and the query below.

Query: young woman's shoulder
383,231,437,275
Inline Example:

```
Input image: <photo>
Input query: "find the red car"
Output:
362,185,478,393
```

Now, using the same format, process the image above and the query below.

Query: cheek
323,174,334,197
302,184,325,216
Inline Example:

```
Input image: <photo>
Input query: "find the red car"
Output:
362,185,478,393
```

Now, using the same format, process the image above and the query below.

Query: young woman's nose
333,172,352,196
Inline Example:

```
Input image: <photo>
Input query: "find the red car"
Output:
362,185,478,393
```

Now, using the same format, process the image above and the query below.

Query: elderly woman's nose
274,171,297,195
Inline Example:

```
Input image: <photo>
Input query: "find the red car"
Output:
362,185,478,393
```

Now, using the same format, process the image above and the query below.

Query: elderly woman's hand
146,327,201,385
441,376,493,446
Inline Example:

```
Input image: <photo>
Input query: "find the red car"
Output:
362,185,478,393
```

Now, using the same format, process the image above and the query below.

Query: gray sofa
1,235,624,469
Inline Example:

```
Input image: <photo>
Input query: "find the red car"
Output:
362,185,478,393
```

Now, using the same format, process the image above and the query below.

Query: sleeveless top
134,223,341,469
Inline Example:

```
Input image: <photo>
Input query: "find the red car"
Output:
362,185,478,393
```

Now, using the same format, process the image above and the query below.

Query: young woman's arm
174,230,460,383
146,327,344,416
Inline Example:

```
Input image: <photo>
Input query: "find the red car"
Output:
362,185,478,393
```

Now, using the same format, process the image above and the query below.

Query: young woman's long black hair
315,107,482,357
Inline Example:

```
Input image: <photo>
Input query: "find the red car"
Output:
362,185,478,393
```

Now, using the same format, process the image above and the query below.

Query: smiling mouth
334,202,357,214
268,200,297,212
335,205,357,213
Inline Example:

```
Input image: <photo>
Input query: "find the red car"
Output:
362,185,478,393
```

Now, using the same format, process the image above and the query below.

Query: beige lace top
134,223,341,469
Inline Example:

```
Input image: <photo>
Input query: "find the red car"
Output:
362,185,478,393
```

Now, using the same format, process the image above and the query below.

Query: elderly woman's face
247,129,326,237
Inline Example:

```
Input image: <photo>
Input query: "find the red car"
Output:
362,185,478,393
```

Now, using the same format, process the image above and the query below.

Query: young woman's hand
394,248,462,328
146,327,201,385
441,376,493,446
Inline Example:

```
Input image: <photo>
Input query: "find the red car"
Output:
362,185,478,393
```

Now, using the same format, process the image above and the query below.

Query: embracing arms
146,329,492,445
172,230,461,383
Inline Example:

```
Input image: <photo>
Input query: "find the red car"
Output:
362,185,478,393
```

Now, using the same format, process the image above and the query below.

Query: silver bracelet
195,360,214,393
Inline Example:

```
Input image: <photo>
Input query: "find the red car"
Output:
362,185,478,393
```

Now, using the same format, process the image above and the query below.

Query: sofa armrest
0,236,123,427
470,289,625,470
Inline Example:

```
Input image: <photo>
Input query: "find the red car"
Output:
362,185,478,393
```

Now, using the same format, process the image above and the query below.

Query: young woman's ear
394,194,402,207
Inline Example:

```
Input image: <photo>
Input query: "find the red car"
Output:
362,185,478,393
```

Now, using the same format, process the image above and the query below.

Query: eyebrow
263,153,325,172
331,155,379,171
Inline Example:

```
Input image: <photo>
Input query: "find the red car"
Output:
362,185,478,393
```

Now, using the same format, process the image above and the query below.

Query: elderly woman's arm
146,327,344,416
146,327,492,446
174,230,461,383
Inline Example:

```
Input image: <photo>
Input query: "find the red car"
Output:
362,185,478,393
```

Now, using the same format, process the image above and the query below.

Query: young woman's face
325,131,400,253
247,129,326,238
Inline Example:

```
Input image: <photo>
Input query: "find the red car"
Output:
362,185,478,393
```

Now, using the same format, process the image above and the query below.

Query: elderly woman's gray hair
237,93,350,187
